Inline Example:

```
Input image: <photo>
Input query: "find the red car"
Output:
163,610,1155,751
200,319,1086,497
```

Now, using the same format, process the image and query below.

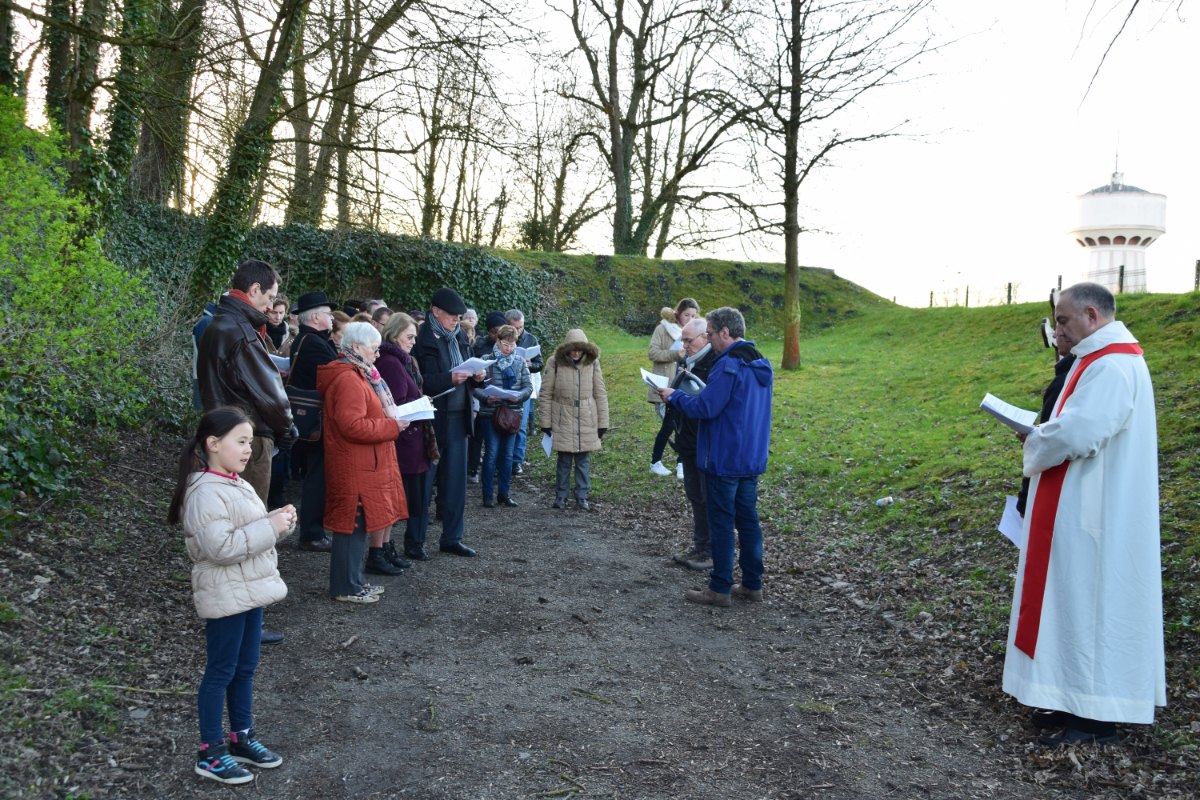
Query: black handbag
285,337,323,441
492,404,522,435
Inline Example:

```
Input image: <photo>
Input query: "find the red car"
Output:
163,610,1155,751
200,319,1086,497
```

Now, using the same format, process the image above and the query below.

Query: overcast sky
748,1,1199,306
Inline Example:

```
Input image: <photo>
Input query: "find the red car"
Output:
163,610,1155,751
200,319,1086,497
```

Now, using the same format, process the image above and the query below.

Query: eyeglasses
681,336,705,345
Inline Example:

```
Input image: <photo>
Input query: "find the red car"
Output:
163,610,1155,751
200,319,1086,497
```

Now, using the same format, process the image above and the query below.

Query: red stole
1014,341,1144,657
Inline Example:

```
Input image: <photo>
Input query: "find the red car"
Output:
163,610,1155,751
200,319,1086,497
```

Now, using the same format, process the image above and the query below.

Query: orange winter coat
316,359,408,534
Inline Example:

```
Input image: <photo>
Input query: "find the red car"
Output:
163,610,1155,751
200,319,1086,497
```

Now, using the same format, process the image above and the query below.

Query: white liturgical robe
1003,320,1165,724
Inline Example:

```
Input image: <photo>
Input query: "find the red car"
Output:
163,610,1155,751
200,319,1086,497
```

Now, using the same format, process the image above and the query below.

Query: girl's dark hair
675,297,699,318
166,406,253,525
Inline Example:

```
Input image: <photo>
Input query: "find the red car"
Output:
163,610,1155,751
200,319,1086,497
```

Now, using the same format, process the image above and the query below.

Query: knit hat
484,311,507,330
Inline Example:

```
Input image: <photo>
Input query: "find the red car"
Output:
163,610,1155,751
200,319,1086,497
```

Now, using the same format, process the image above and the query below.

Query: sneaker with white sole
649,461,671,476
228,729,283,768
364,583,385,596
334,589,378,604
195,743,254,785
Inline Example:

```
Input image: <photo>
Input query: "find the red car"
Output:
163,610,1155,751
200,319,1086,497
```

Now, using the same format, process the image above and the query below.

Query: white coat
1003,320,1165,723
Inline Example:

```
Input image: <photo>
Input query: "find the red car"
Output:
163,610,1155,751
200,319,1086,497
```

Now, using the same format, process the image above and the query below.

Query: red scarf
228,289,268,342
1014,341,1144,658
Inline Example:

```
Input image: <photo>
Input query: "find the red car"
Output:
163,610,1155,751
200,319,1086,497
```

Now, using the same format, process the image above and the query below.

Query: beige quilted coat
182,471,288,619
539,329,610,453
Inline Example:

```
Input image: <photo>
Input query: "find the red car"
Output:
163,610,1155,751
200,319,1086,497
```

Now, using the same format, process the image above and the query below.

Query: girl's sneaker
364,583,385,596
195,743,254,784
229,729,283,768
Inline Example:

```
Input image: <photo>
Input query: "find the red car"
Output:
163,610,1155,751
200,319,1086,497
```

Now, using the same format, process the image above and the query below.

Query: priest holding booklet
1004,282,1164,746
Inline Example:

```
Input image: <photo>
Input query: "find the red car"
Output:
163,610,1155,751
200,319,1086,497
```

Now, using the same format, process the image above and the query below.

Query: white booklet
997,495,1024,548
477,384,523,401
515,345,541,360
450,357,490,375
669,338,684,352
270,354,291,373
979,393,1038,435
542,432,553,458
392,396,436,421
640,368,669,390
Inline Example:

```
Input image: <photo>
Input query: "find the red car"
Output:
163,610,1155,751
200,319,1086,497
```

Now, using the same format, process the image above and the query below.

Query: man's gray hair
706,307,745,339
1062,282,1116,318
504,309,525,324
297,307,328,326
683,317,707,335
464,308,478,322
340,321,381,351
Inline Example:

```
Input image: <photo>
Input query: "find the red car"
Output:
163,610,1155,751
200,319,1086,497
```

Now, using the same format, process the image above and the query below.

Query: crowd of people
172,264,1164,785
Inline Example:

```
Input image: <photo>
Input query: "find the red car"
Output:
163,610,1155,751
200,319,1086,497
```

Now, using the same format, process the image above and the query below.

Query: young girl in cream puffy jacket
167,406,296,785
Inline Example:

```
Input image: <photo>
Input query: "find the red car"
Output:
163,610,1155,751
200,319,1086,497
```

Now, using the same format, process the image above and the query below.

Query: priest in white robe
1004,282,1165,746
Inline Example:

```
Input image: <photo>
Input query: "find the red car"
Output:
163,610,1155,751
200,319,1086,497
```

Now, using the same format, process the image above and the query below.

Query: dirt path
76,470,1071,800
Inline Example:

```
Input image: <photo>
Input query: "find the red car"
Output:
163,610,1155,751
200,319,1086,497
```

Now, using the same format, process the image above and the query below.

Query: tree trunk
193,0,306,303
130,0,207,205
102,0,149,204
1,6,21,92
43,0,72,131
284,14,313,223
781,0,803,370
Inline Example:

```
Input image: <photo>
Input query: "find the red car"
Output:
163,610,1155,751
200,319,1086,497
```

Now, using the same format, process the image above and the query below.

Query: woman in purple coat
377,313,436,561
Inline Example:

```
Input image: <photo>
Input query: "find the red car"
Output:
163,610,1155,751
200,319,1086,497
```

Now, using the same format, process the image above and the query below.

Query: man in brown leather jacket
197,259,297,504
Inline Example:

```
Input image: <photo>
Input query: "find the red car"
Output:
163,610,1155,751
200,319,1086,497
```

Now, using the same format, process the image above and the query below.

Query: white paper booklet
270,354,290,372
669,338,684,351
542,432,553,458
979,393,1038,435
450,357,490,375
640,368,669,390
997,495,1024,548
478,385,523,400
515,345,541,360
392,396,436,421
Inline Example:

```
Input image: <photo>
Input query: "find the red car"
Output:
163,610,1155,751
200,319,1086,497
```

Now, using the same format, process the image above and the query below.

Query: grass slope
566,291,1199,737
493,248,889,335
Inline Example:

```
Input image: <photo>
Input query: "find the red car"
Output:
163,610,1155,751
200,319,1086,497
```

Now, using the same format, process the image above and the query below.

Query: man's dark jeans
704,474,764,594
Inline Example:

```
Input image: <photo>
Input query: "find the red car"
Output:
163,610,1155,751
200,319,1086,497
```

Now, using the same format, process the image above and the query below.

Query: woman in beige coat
647,298,698,477
538,329,609,510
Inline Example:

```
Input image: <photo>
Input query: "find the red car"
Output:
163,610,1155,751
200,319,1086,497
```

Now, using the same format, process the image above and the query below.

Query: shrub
0,92,160,517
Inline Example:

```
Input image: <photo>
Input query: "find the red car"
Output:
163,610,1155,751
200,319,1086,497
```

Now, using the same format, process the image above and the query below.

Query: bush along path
1,430,1193,799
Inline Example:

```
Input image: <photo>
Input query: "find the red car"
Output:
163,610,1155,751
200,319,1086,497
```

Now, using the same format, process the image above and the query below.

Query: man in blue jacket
659,306,773,607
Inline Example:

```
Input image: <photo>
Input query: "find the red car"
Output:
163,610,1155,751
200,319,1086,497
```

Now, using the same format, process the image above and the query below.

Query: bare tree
740,0,933,368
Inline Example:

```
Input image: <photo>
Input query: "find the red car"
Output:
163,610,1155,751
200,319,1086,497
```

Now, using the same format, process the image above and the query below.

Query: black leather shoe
439,543,477,557
1030,708,1075,730
298,537,332,552
1038,726,1119,747
576,498,591,511
261,630,284,645
498,495,518,508
365,548,404,575
552,499,565,510
404,548,430,562
482,497,496,508
513,463,525,475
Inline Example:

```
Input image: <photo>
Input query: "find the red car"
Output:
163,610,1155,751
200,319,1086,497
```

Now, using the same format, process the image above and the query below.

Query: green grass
491,247,890,335
560,292,1199,688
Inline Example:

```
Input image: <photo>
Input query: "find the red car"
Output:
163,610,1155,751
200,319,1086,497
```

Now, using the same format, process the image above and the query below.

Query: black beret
430,287,467,315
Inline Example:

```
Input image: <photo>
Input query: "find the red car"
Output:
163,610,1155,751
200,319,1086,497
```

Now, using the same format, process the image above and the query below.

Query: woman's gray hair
340,321,382,351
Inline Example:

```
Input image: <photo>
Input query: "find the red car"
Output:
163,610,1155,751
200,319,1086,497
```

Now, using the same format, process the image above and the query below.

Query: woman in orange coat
317,322,409,604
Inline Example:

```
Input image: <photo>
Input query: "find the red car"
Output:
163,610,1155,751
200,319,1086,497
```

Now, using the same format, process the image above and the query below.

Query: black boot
482,496,496,508
498,495,518,508
365,547,404,575
382,541,411,569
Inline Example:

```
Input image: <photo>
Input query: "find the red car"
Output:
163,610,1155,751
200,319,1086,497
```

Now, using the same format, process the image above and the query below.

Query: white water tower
1069,171,1165,293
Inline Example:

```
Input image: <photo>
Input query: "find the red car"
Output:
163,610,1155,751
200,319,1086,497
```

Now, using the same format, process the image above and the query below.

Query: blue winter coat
667,340,773,478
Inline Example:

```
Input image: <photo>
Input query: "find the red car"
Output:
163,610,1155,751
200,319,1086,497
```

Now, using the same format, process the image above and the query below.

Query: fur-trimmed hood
554,328,600,366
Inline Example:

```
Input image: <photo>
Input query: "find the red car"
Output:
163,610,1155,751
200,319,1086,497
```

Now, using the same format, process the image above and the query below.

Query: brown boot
684,587,731,607
731,584,764,602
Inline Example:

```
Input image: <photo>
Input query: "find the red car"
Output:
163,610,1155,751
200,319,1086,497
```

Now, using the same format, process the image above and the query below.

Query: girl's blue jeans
198,606,262,745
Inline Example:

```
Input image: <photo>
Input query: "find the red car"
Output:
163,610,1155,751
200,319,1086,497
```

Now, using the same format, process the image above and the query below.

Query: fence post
1118,264,1125,294
929,290,933,308
965,286,970,308
1007,282,1012,305
1194,260,1199,292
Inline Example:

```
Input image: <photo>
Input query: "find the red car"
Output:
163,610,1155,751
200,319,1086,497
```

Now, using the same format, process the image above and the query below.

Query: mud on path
3,436,1119,799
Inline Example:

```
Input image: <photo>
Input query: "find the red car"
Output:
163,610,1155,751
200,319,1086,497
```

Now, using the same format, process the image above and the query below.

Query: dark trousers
681,455,709,553
329,506,370,597
481,420,516,499
555,451,591,501
402,469,433,554
267,449,289,509
435,413,468,546
467,414,487,476
298,441,326,543
705,475,764,594
651,407,674,463
198,607,262,745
